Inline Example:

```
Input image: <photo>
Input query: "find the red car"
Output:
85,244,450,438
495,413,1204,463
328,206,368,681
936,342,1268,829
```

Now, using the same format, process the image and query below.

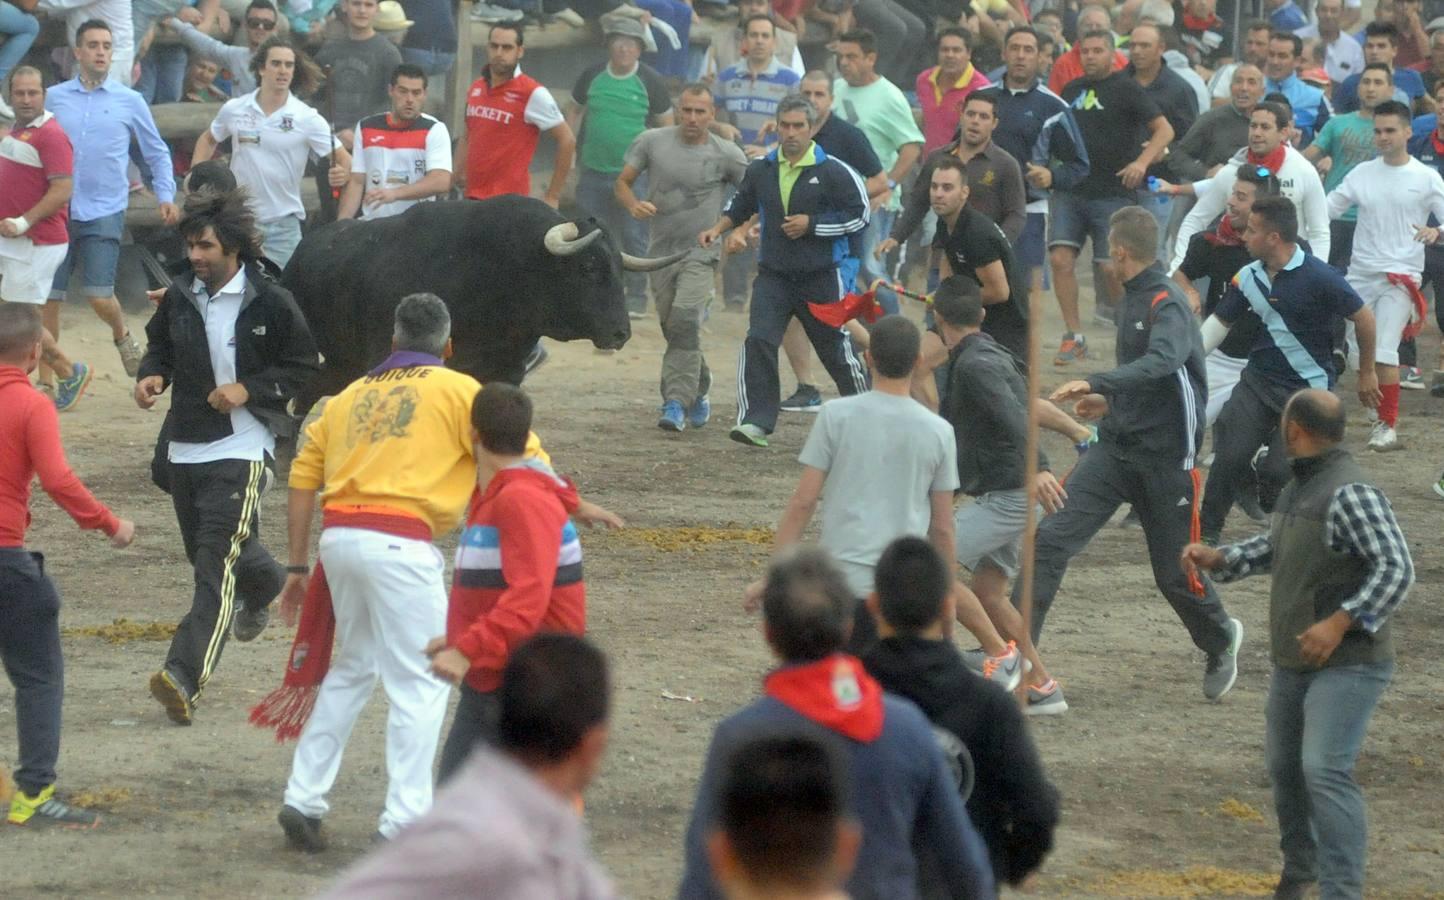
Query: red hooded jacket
447,461,586,692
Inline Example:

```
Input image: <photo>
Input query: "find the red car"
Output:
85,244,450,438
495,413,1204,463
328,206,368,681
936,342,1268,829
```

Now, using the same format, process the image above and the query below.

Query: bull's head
542,221,689,350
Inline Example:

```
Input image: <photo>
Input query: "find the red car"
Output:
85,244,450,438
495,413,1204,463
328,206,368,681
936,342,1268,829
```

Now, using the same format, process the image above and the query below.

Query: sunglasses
246,17,277,29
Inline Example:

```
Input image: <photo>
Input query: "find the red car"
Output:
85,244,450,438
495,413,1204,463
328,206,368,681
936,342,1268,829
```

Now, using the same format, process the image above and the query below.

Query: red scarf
808,287,884,328
1204,213,1246,246
1431,129,1444,157
1182,12,1221,30
250,509,432,742
764,654,885,742
1385,273,1430,340
1247,144,1287,175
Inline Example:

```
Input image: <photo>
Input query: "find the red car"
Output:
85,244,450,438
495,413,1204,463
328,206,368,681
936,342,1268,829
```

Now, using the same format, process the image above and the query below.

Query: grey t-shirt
315,35,404,134
798,391,959,597
623,127,749,259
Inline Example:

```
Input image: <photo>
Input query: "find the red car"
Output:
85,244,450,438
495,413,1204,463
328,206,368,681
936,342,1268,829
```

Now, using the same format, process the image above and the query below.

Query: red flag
808,289,882,328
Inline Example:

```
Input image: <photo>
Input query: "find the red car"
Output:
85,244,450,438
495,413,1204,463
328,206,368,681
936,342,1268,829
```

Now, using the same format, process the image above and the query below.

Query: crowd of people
0,0,1432,898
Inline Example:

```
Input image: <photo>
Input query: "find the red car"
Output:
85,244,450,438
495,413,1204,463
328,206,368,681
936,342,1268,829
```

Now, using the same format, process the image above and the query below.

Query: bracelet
286,564,309,575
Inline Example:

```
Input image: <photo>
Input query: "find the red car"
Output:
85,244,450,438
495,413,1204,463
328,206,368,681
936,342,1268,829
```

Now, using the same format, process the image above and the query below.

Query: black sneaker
149,668,194,726
279,805,328,853
1203,617,1243,701
7,785,101,829
1273,875,1314,900
233,603,270,642
780,384,822,412
1235,490,1268,524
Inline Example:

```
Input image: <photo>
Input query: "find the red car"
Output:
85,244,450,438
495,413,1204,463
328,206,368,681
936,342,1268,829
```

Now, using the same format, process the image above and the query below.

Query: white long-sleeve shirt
1171,145,1331,271
1327,156,1444,276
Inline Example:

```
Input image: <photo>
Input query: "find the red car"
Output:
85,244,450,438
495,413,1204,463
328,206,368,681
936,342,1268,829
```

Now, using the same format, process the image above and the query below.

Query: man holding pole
1043,206,1244,702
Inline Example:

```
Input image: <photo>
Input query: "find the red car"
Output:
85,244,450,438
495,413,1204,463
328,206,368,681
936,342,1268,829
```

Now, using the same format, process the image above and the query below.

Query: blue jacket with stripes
723,142,869,275
1085,264,1208,469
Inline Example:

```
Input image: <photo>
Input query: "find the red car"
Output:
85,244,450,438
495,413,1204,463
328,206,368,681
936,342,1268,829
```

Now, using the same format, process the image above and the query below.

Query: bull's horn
543,222,603,256
621,249,690,272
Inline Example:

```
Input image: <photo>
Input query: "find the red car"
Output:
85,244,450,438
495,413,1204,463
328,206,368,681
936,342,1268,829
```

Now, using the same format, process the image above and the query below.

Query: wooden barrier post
452,0,476,132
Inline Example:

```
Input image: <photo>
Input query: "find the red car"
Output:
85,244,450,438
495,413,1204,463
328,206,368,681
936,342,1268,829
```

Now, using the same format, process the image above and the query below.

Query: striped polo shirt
715,58,801,146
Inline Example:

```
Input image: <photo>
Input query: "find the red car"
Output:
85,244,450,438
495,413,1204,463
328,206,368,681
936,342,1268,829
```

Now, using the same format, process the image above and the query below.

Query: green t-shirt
574,61,672,174
1311,113,1377,223
833,77,925,211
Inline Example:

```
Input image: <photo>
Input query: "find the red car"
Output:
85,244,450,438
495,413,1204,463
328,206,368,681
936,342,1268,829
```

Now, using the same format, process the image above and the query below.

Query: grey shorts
954,488,1034,578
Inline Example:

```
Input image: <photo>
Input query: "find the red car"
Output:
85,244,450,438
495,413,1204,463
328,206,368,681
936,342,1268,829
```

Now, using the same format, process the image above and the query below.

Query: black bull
281,196,687,417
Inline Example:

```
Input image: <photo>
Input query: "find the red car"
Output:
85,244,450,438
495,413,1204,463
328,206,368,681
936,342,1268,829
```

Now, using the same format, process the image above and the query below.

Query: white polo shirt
209,90,337,223
169,267,276,464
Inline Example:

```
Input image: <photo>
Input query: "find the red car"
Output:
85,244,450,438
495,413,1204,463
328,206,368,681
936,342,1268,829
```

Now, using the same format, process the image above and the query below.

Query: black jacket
862,636,1060,887
1085,264,1208,467
138,261,319,445
940,331,1048,496
723,142,869,274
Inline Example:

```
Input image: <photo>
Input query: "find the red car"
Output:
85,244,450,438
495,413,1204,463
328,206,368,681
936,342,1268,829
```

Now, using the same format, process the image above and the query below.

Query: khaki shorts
0,238,68,305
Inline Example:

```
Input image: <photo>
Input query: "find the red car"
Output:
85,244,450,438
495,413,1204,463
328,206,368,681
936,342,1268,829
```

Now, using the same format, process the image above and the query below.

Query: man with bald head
1171,64,1265,182
1182,387,1412,900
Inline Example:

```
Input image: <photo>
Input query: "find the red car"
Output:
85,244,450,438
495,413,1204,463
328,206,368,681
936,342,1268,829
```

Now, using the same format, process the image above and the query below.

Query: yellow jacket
289,357,546,536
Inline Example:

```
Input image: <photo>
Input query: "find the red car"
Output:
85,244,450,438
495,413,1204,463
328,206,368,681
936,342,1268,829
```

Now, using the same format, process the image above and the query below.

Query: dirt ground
3,282,1442,899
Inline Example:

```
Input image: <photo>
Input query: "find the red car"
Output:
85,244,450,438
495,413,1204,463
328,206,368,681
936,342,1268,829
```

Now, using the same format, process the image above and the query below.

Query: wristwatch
286,564,310,575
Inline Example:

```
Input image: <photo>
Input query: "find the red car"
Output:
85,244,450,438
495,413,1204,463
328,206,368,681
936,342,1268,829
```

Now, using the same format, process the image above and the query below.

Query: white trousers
283,527,449,838
1205,349,1247,427
1344,270,1413,368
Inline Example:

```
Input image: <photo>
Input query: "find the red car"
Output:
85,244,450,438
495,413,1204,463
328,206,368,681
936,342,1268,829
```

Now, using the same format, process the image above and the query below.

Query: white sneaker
1368,421,1402,452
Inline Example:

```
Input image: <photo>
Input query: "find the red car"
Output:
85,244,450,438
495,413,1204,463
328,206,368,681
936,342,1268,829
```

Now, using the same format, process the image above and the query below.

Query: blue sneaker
687,395,711,428
1074,424,1098,456
54,362,93,412
658,400,686,432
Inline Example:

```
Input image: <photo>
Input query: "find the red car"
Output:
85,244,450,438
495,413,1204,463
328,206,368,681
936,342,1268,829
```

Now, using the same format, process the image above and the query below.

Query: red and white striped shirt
349,112,452,220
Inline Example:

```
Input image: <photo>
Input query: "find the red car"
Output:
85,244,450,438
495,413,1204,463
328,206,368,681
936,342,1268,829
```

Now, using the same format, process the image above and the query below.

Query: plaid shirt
1214,483,1414,632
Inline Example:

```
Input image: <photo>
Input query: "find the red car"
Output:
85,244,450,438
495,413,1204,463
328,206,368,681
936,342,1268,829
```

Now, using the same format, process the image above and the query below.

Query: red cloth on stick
249,508,432,742
1384,273,1429,340
807,289,882,328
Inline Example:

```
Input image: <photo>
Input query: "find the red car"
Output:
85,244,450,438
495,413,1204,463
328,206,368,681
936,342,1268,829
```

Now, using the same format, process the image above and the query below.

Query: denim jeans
575,166,648,312
1265,661,1393,899
259,214,304,269
857,207,899,314
0,2,40,84
400,47,455,76
0,549,64,796
136,42,187,104
635,0,692,78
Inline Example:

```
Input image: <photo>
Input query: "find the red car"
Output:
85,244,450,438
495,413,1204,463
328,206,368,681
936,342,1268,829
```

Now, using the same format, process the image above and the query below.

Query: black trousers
1014,445,1232,656
1201,371,1295,538
437,683,499,785
164,458,283,699
738,267,869,433
0,550,63,795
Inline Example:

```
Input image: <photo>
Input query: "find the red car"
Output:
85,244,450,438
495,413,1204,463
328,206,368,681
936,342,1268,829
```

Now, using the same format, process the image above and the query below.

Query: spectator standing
338,63,450,220
1305,62,1391,270
1170,64,1264,183
1126,22,1198,257
0,1,40,117
1182,389,1412,900
164,0,279,98
1043,29,1173,364
990,26,1068,302
833,28,924,316
1326,100,1444,451
193,38,351,266
37,0,136,86
617,86,748,432
1394,0,1430,66
1208,20,1271,106
571,16,673,318
1195,196,1378,542
1411,28,1444,96
1045,206,1244,702
318,636,618,898
136,189,319,727
1334,22,1427,112
46,20,178,384
679,545,996,900
703,0,802,79
0,304,135,829
457,24,574,207
314,0,403,149
706,734,859,900
1266,0,1307,32
1295,0,1364,86
0,67,94,412
916,27,991,154
431,385,591,782
1047,4,1127,95
850,0,925,89
1263,31,1331,144
862,536,1061,882
1178,0,1230,76
398,0,456,74
698,97,870,448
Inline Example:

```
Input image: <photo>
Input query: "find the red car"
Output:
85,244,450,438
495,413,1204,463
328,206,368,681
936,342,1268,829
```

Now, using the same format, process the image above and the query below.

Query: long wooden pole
451,0,476,133
1015,275,1045,701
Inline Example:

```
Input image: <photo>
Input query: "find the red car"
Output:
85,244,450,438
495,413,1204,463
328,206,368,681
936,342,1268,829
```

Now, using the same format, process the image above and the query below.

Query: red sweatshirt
447,461,585,693
0,366,119,547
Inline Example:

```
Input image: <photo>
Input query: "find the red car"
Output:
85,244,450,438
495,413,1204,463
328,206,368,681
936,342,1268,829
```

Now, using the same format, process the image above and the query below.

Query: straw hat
375,1,414,32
